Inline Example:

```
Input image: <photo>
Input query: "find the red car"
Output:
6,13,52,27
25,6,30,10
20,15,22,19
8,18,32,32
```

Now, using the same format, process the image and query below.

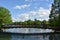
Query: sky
0,0,53,22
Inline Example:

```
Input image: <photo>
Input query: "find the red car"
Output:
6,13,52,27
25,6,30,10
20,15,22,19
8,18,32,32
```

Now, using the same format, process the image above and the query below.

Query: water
0,33,60,40
3,28,54,33
0,28,60,40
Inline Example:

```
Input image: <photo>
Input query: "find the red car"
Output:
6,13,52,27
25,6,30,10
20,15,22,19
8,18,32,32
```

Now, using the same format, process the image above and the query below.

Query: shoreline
0,31,60,35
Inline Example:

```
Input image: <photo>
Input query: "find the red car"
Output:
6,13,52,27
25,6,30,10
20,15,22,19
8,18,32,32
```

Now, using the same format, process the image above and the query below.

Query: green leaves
49,0,60,27
0,6,12,27
13,19,41,25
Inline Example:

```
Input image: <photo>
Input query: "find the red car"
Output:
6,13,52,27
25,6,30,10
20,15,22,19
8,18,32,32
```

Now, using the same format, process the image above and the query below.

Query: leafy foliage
12,19,48,27
49,0,60,27
0,6,12,27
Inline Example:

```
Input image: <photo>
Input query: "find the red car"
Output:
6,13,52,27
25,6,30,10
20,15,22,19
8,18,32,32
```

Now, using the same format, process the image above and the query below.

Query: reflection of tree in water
22,35,25,39
49,34,60,40
54,34,60,40
49,34,54,40
42,35,49,40
43,35,45,38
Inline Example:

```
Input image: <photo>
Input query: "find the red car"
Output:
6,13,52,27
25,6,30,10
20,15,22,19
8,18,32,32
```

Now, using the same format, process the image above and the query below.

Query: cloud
12,7,50,22
49,4,52,11
14,4,31,9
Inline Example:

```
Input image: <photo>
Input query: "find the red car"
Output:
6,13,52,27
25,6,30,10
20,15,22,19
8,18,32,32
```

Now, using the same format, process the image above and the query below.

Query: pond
3,28,54,33
0,28,60,40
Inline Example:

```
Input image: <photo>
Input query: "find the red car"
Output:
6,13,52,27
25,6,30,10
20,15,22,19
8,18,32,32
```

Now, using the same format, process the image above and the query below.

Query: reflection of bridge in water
1,25,60,31
0,25,60,35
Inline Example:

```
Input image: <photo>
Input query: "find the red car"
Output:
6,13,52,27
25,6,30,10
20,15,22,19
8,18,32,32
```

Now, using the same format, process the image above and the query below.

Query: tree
34,19,41,25
41,20,47,27
0,6,12,27
49,0,60,27
26,19,34,25
12,19,41,26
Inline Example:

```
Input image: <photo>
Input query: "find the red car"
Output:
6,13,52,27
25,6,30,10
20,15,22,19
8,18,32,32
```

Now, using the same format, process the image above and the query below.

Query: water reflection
3,28,54,33
0,32,60,40
0,33,11,40
10,34,60,40
49,34,60,40
1,28,60,40
11,34,50,40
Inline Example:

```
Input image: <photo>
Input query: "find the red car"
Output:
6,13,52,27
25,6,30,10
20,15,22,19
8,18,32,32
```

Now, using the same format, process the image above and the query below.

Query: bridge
0,25,60,35
1,25,60,31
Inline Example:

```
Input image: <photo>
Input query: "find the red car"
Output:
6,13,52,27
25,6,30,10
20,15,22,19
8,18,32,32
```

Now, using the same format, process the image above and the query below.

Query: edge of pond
0,32,60,35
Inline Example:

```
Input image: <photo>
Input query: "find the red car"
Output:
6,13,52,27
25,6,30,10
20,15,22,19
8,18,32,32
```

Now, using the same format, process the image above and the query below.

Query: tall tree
49,0,60,27
0,6,12,27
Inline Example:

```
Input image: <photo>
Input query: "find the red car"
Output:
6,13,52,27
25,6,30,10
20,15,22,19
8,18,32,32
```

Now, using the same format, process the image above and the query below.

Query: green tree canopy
0,6,12,26
34,19,41,25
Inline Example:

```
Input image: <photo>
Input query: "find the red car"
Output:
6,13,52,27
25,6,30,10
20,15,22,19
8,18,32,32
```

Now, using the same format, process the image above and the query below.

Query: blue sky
0,0,53,22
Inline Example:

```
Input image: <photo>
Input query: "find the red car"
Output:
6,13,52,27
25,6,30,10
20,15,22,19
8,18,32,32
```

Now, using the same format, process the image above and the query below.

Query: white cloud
14,4,31,9
49,4,52,11
12,17,20,22
12,7,50,22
